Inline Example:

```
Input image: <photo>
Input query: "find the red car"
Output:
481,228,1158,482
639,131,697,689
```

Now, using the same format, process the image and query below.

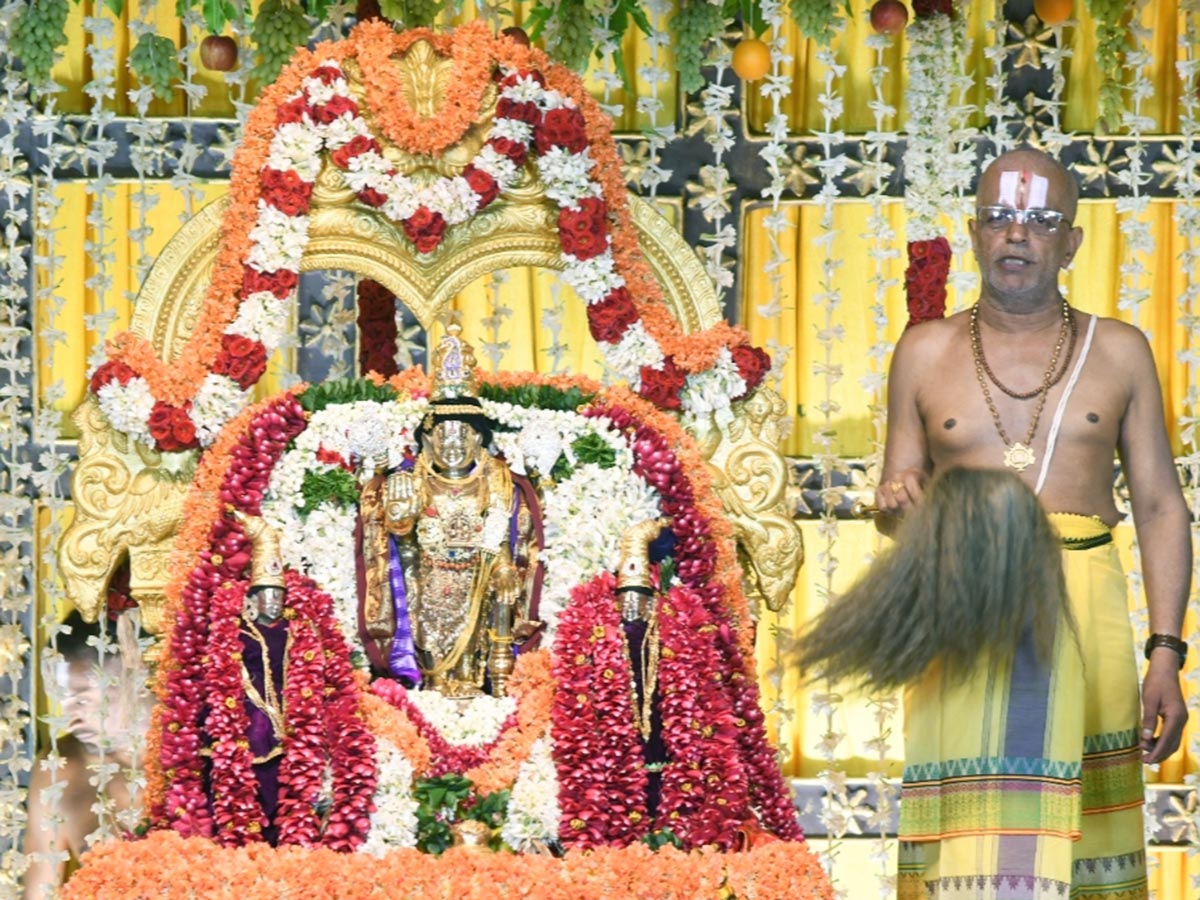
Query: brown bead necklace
969,300,1072,472
975,302,1078,399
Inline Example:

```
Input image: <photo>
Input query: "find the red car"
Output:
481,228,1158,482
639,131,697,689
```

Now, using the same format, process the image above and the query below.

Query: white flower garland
538,460,663,642
1040,10,1073,159
696,28,736,297
1173,5,1200,859
636,0,673,199
77,16,122,847
861,29,901,900
902,9,972,245
753,0,794,381
407,690,517,746
173,11,208,221
500,736,560,849
360,738,419,855
981,0,1018,162
903,5,976,309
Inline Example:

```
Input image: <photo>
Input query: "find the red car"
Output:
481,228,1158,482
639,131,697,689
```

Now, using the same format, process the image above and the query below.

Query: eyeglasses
976,206,1072,235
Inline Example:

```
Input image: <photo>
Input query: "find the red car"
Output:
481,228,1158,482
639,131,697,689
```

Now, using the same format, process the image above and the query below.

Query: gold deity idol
377,328,537,697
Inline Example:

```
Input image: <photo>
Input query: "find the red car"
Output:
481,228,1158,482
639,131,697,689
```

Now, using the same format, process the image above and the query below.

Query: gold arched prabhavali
60,136,801,636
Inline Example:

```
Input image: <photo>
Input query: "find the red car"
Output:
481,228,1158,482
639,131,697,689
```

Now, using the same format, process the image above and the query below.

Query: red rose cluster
89,359,137,394
638,357,687,410
534,105,588,156
401,207,446,254
148,400,197,451
259,167,314,217
558,196,608,260
213,334,268,390
904,236,952,328
730,344,771,397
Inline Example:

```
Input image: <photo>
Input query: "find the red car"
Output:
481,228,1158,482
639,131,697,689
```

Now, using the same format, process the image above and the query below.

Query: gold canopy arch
58,35,803,637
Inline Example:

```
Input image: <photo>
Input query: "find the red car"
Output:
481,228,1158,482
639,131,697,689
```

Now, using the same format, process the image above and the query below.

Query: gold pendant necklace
969,301,1071,473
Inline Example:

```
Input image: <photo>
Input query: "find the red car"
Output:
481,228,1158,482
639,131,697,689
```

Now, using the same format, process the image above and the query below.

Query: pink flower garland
592,401,804,844
551,571,650,850
370,679,519,778
153,394,379,850
205,581,270,844
655,581,752,849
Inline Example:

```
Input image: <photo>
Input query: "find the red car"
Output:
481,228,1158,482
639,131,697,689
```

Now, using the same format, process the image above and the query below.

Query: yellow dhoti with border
897,513,1147,900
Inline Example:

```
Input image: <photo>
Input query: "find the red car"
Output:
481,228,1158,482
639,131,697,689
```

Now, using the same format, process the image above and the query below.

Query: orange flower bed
60,830,834,899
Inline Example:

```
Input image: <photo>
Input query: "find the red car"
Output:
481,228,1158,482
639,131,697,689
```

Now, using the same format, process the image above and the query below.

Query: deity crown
430,324,480,403
233,510,286,589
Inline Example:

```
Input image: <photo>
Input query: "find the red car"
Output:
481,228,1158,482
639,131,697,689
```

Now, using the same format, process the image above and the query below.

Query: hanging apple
200,34,238,72
869,0,909,35
731,38,770,82
501,26,530,47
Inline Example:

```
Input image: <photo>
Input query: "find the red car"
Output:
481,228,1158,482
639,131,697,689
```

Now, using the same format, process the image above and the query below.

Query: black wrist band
1144,634,1188,669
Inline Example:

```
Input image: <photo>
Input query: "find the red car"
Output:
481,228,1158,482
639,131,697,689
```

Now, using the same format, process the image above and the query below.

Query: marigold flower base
61,831,833,899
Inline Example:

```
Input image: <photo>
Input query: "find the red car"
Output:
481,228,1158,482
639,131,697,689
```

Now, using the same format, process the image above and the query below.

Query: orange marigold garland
90,22,772,455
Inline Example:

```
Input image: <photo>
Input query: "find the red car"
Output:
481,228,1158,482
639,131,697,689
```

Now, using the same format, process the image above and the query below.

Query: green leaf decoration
642,827,685,850
298,466,359,517
478,382,594,412
570,431,617,469
298,378,399,414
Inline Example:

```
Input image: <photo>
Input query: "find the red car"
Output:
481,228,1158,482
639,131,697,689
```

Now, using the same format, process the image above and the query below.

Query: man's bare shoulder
892,312,967,359
1086,314,1156,374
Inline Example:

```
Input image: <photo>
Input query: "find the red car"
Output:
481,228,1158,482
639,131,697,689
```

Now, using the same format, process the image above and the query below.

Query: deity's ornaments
56,369,831,898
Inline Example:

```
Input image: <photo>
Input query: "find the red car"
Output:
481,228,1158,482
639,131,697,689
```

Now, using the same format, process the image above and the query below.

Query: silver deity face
426,420,483,474
251,586,286,624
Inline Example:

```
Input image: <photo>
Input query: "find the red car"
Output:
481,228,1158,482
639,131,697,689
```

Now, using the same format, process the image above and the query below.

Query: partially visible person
872,147,1190,898
22,609,152,898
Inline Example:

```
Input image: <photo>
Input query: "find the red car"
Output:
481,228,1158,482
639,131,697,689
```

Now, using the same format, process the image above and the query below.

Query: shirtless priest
876,147,1190,899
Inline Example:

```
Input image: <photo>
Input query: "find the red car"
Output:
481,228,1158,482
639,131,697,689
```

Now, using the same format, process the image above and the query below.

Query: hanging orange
1033,0,1072,25
732,38,771,82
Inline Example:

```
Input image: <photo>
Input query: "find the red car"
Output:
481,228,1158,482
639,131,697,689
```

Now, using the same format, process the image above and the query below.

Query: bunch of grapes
547,0,593,73
11,0,69,89
672,1,726,95
788,0,839,47
252,0,312,86
1087,0,1128,133
400,0,444,28
128,33,182,103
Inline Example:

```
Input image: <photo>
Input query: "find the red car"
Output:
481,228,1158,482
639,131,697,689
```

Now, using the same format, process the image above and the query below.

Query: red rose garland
551,571,651,850
273,606,326,847
903,236,951,328
153,395,307,838
283,572,378,852
356,279,399,377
